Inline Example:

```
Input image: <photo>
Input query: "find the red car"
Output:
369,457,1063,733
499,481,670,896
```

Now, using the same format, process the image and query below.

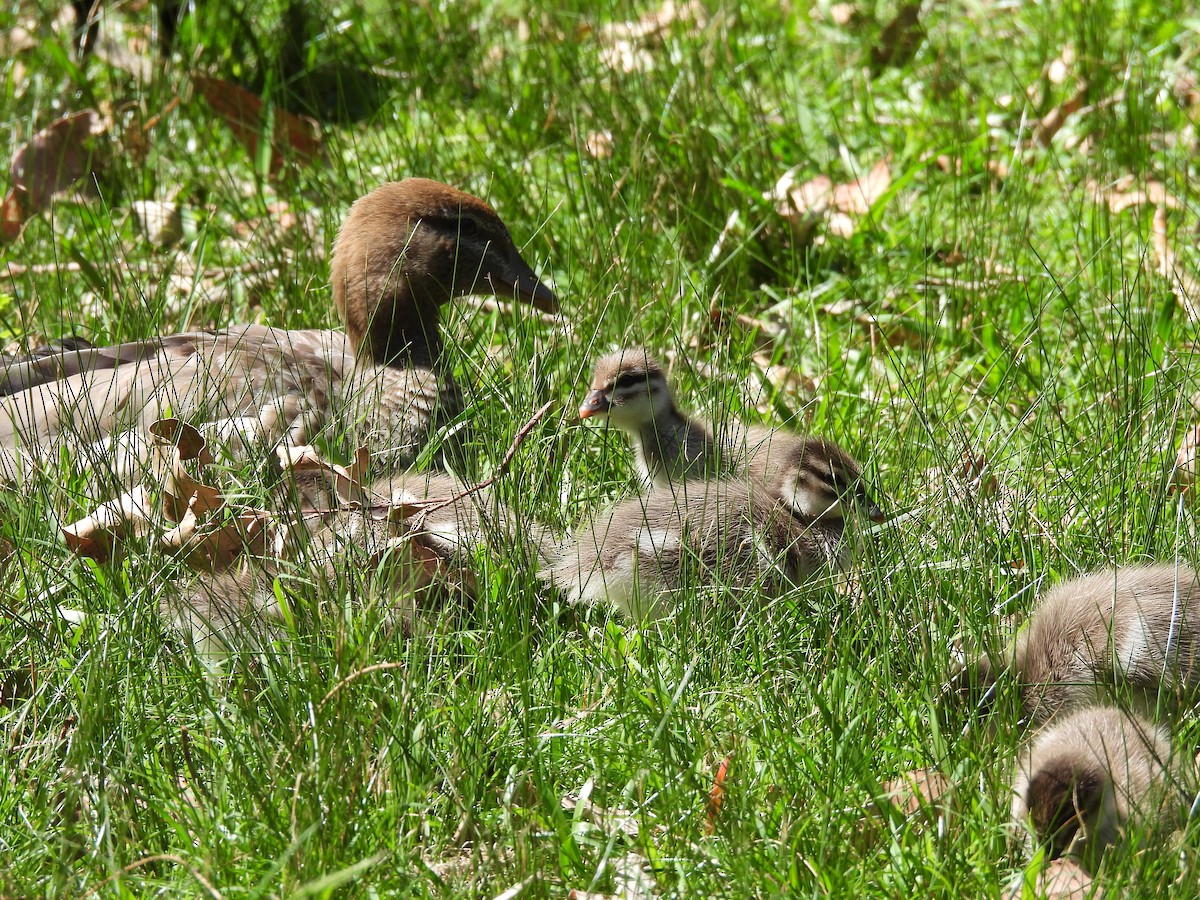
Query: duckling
169,471,553,656
965,564,1200,726
580,348,728,484
1011,705,1184,873
580,348,884,524
550,437,881,619
0,179,556,480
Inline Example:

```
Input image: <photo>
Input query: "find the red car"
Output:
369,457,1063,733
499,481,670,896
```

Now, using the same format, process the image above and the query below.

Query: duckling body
550,433,879,620
0,179,555,479
971,564,1200,726
581,349,883,523
549,479,839,620
1011,705,1182,872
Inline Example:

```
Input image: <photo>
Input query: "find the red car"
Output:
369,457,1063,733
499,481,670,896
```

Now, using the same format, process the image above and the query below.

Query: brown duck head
331,178,557,368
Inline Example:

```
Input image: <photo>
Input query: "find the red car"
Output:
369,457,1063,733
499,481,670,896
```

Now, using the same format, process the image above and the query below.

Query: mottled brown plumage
0,179,556,479
1011,705,1183,872
549,447,869,620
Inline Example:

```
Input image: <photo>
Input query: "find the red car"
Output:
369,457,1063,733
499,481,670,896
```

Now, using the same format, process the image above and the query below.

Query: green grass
4,0,1200,895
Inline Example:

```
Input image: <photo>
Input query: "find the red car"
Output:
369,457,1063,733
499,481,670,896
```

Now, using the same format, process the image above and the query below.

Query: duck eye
613,371,646,390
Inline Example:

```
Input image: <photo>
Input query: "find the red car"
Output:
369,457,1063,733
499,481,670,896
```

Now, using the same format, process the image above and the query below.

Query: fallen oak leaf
1090,175,1183,215
61,486,154,562
1174,424,1200,494
192,74,324,176
276,444,370,508
149,418,211,464
2,110,108,242
594,0,707,45
705,749,734,834
1,191,24,241
10,110,107,212
161,504,275,571
767,156,892,242
149,420,224,521
876,767,952,818
1003,858,1096,900
1033,82,1088,146
1152,204,1200,322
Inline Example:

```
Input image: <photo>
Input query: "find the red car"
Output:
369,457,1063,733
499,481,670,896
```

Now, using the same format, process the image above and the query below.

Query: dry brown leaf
192,74,324,176
1175,425,1200,492
149,419,224,521
596,0,706,45
1091,175,1183,214
161,505,275,571
1033,82,1088,146
61,486,154,562
869,2,923,75
10,110,106,212
1004,859,1098,900
877,768,952,817
0,191,22,241
2,110,107,241
768,157,892,241
1152,204,1200,322
584,130,615,159
1046,45,1075,85
1174,70,1200,109
825,4,861,28
149,419,211,463
276,444,370,507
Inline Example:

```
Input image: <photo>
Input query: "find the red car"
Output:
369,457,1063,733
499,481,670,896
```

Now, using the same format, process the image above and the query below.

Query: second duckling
1011,705,1184,873
550,439,880,620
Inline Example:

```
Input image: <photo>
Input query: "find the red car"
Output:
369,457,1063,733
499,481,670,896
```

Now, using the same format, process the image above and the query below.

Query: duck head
331,178,557,367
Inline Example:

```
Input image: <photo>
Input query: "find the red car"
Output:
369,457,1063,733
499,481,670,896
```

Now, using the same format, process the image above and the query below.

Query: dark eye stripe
613,371,647,389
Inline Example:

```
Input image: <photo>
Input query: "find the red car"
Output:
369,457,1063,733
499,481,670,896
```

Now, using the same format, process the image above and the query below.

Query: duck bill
578,390,610,419
864,497,887,523
495,254,559,314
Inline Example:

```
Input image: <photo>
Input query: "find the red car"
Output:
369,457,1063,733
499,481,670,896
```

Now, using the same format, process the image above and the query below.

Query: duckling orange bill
578,388,610,419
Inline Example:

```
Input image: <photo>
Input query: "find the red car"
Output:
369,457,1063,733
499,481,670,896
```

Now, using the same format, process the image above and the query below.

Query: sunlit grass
3,0,1200,895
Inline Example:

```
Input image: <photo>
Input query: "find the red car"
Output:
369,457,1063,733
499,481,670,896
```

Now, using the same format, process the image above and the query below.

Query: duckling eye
613,371,647,390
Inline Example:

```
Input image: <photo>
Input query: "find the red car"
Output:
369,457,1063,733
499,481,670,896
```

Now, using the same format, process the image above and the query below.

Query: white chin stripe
782,483,842,520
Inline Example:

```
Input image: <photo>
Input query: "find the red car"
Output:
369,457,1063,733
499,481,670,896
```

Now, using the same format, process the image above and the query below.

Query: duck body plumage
1010,705,1183,872
973,564,1200,726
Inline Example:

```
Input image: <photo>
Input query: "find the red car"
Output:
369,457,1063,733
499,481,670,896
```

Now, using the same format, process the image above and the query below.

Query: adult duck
0,178,557,478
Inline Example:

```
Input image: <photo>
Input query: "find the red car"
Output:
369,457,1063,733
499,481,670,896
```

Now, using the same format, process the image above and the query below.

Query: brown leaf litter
1152,204,1200,322
191,74,325,176
2,110,109,242
766,156,892,243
